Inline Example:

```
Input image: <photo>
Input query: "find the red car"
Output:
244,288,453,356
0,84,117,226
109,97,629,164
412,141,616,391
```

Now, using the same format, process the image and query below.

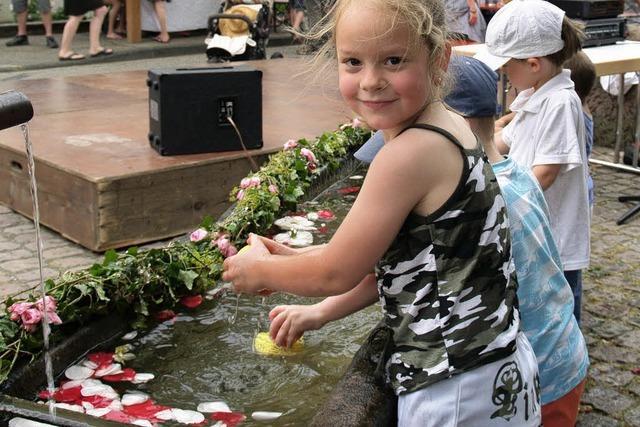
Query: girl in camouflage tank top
223,0,540,424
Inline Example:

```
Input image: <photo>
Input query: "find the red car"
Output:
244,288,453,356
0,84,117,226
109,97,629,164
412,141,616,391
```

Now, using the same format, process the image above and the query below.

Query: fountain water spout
0,91,33,132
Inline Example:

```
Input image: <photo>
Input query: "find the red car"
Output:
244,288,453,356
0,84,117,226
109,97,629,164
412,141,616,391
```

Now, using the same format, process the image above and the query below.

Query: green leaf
127,247,139,256
178,270,199,290
201,215,214,230
103,249,118,266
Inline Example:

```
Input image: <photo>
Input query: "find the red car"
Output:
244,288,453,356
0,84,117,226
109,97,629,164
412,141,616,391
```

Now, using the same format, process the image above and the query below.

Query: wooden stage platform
0,58,349,251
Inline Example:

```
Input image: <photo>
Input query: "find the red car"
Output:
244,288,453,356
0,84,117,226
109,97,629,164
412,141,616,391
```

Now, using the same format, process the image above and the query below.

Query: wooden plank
126,0,142,43
0,58,349,250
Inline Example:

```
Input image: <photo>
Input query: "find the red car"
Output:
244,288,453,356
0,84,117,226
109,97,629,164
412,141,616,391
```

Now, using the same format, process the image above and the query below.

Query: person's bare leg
289,8,304,42
89,6,109,54
107,0,123,39
154,1,170,43
41,11,54,36
58,15,83,58
15,10,28,36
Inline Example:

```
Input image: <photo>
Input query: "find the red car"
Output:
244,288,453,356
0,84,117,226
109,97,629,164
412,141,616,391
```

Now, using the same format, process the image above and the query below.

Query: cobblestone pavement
0,146,639,424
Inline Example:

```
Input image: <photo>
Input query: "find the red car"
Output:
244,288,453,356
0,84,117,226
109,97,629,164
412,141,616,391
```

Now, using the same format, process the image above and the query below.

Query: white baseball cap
474,0,566,70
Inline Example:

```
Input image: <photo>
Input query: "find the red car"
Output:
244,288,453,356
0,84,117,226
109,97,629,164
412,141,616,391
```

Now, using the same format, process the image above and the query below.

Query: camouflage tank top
376,124,520,395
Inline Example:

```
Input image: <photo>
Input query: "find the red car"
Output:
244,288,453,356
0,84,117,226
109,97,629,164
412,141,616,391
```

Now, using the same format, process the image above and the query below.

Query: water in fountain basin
21,124,56,420
124,171,380,426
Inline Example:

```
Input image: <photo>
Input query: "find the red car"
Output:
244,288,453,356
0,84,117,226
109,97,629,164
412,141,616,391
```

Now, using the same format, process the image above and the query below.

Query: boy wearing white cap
476,0,590,328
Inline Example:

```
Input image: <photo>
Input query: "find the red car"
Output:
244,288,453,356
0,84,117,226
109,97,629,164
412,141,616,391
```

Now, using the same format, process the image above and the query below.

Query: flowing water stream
21,124,57,420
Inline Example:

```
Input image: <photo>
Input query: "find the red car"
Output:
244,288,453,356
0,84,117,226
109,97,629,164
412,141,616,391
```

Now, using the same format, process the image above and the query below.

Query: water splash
21,124,56,420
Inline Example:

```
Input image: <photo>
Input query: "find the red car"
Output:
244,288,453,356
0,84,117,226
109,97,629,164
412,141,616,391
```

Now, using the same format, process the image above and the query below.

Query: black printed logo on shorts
490,361,523,421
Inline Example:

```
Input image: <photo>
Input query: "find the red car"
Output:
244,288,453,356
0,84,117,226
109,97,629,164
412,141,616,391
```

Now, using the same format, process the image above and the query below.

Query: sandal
90,48,114,57
153,35,170,44
59,52,85,61
106,33,123,40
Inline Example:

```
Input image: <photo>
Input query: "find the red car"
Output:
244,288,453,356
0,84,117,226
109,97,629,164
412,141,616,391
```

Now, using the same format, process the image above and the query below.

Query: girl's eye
386,57,403,66
344,58,361,67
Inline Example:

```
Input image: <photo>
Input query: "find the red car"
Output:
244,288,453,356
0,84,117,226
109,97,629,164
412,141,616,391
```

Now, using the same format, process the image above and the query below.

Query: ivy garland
0,123,370,385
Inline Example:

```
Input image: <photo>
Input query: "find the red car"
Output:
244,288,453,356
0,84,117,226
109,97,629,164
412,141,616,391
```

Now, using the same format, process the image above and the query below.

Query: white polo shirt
502,70,590,271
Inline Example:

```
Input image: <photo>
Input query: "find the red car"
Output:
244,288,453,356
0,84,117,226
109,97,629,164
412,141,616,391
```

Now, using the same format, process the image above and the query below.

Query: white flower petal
171,409,205,424
81,402,94,410
132,420,153,427
306,212,319,221
108,400,123,411
350,175,364,180
86,407,111,417
81,360,99,370
64,365,94,381
53,403,84,413
9,417,56,426
122,331,138,340
81,384,118,399
94,363,123,378
197,401,231,413
155,409,175,421
252,411,283,421
121,393,149,406
274,216,316,231
131,373,154,384
61,380,84,389
274,231,313,248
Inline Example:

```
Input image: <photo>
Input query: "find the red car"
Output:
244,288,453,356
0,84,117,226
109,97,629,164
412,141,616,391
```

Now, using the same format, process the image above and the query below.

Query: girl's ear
527,57,541,73
439,42,452,72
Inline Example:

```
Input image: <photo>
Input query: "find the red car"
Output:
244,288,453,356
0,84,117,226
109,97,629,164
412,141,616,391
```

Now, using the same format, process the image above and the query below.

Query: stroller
205,0,271,63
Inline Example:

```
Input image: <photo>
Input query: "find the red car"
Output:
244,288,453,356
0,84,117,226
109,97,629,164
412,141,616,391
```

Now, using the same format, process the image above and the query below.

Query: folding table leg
616,200,640,225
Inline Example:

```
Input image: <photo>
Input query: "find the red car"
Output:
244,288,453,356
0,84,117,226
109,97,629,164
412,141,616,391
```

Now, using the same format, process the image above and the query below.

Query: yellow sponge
253,332,304,356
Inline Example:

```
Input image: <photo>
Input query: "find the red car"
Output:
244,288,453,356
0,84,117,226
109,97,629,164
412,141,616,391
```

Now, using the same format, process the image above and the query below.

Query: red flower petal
155,310,176,321
211,411,247,426
88,352,114,366
81,395,114,408
38,389,53,400
180,295,203,309
52,386,83,403
338,186,360,195
102,410,134,423
123,400,171,421
317,226,329,234
632,367,640,375
317,210,335,220
102,368,137,382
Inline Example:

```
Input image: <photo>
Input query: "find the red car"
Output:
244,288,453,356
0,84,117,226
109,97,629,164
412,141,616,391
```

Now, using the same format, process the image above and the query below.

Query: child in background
356,55,589,427
223,0,541,425
477,0,590,324
564,51,597,211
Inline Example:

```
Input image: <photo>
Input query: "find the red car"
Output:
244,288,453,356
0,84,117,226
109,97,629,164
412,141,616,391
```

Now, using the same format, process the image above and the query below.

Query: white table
453,42,640,170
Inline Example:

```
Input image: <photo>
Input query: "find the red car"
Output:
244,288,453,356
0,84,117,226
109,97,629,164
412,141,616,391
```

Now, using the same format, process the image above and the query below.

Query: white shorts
398,332,541,427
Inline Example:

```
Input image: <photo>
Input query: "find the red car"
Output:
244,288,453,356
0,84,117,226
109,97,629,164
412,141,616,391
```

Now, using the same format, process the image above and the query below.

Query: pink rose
352,117,363,128
240,178,252,189
217,238,238,257
300,148,317,164
283,139,298,150
9,301,34,320
21,308,42,326
249,176,261,187
46,311,63,325
236,189,245,201
268,184,278,194
35,296,57,312
190,228,208,242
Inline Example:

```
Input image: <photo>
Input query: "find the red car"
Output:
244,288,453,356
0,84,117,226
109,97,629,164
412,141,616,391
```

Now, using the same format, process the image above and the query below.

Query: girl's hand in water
222,234,272,295
269,304,324,348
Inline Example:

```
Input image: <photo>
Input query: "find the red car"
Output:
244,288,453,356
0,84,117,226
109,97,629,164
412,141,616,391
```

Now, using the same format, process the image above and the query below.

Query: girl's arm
467,0,478,25
532,164,561,190
269,273,379,347
222,130,457,297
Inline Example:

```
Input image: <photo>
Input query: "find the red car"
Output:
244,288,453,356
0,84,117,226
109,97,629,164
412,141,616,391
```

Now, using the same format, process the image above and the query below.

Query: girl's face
502,58,537,91
336,5,432,136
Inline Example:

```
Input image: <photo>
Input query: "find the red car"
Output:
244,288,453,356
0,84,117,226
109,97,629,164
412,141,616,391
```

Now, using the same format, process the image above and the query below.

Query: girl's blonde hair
303,0,450,101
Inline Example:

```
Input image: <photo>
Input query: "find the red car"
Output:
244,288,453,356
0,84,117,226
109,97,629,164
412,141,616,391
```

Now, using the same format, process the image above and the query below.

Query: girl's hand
256,235,300,256
268,304,325,348
468,9,478,25
222,234,272,295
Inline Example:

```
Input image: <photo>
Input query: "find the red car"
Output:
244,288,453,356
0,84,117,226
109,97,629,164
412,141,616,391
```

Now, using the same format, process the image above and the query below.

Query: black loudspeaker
548,0,624,19
147,66,263,156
